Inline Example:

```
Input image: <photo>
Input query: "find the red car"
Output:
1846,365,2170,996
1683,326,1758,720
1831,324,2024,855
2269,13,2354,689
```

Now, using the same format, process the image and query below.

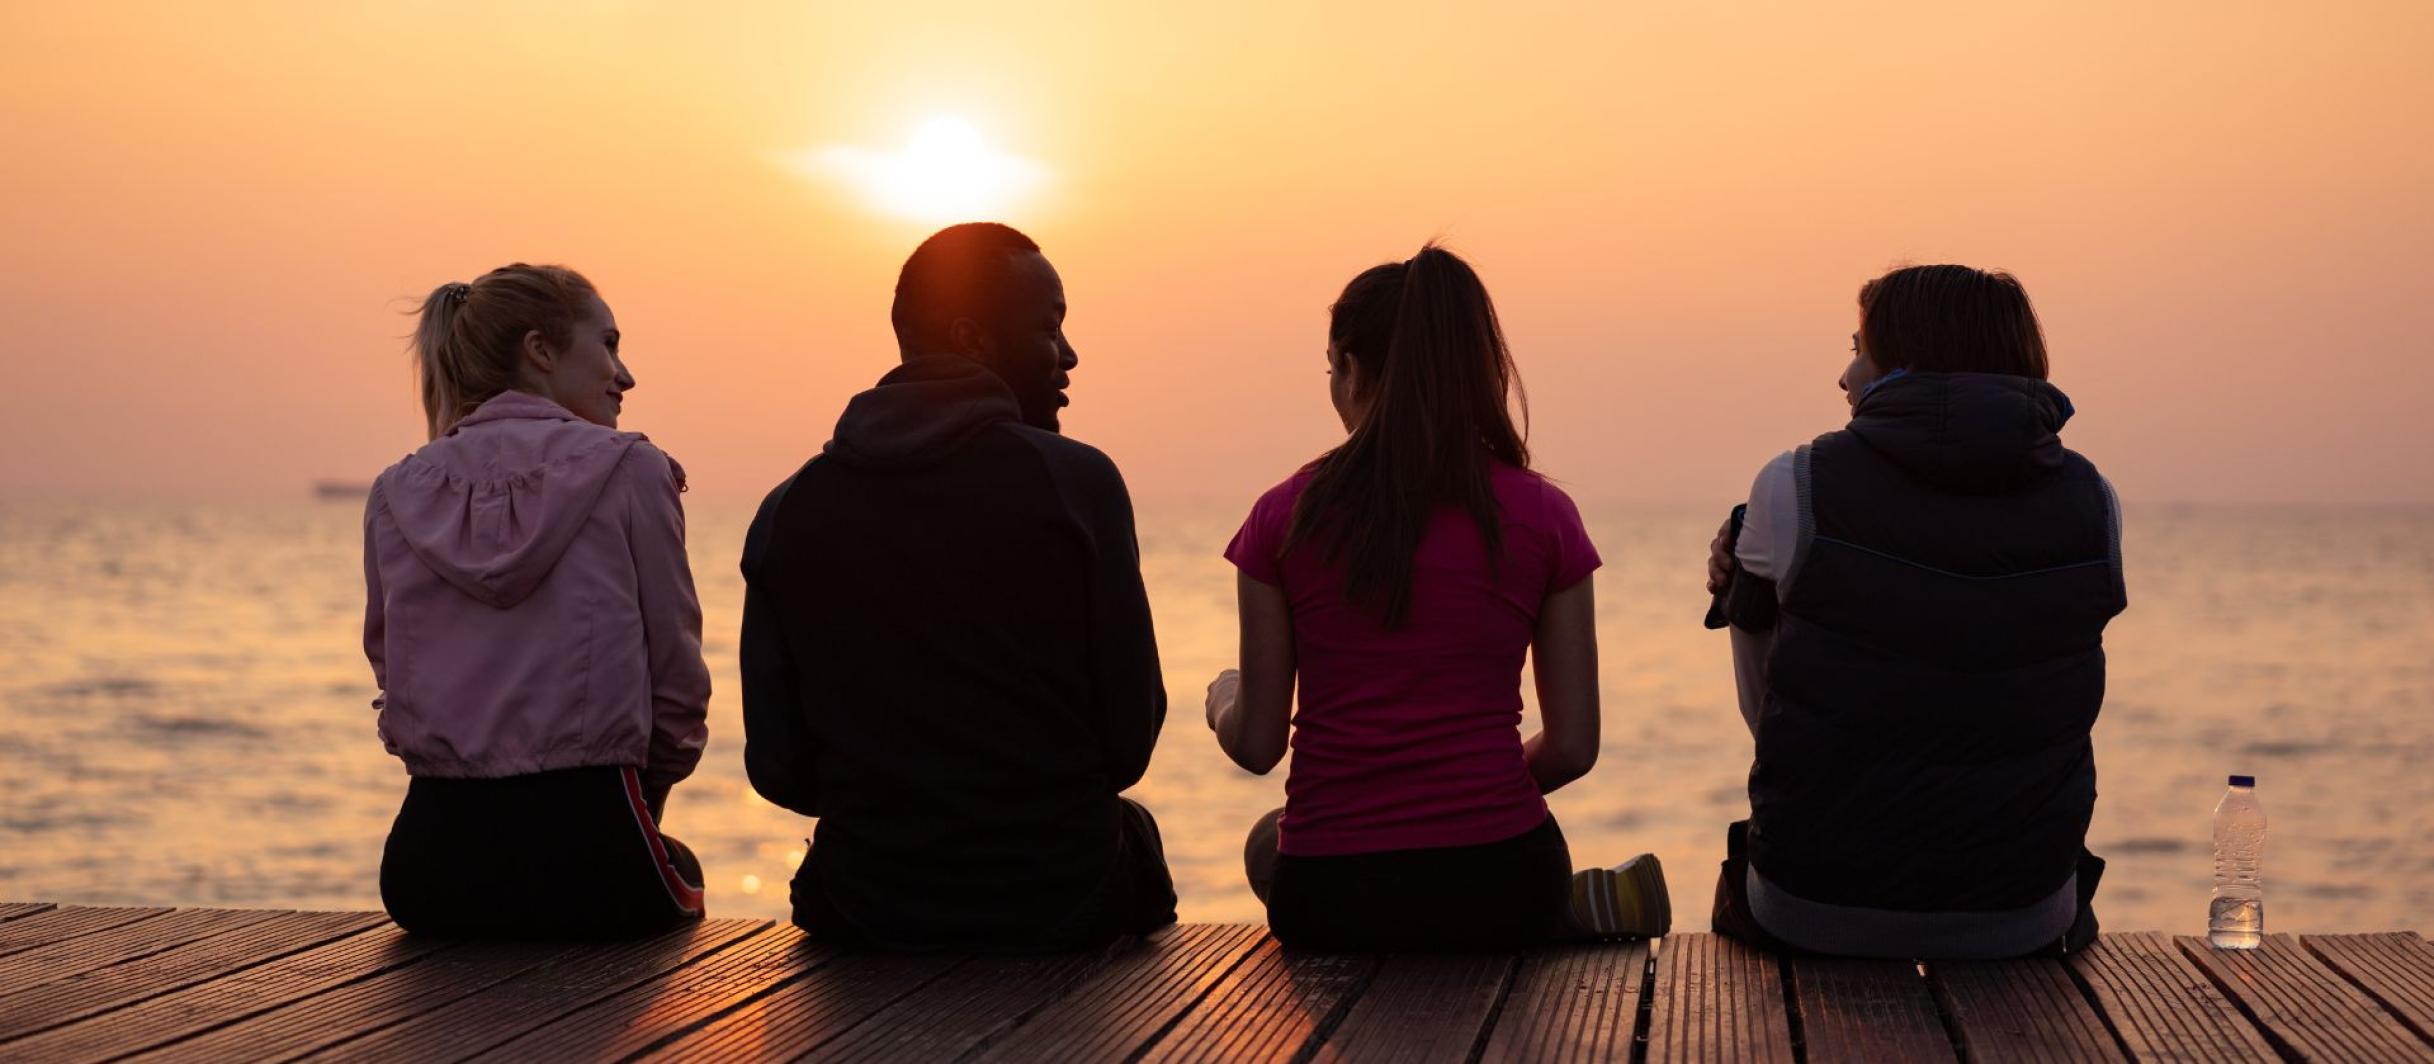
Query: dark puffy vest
1749,372,2126,912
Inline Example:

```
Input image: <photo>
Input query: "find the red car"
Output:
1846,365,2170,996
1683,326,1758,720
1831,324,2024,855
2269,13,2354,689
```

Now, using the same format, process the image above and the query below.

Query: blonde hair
408,264,599,439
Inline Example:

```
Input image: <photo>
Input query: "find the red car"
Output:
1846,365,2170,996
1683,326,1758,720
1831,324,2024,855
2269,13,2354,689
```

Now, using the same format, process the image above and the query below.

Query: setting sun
785,116,1048,223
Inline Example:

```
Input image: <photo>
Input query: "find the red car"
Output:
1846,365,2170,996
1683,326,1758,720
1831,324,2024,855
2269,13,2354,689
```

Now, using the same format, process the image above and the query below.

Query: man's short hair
891,223,1043,354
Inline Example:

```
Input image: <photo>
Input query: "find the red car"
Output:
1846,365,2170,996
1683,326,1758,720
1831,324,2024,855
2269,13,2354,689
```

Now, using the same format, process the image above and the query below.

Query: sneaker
1569,853,1671,938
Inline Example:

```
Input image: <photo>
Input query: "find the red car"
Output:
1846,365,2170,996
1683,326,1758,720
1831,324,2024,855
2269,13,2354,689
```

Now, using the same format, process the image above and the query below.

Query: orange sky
2,2,2429,504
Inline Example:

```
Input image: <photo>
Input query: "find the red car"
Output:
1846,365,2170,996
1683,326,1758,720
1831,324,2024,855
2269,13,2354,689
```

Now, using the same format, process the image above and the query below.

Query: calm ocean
3,498,2429,935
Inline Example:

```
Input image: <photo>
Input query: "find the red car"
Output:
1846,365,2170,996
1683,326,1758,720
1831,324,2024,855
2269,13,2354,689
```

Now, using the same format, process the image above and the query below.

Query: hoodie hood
376,391,644,608
823,356,1023,470
1844,372,2076,492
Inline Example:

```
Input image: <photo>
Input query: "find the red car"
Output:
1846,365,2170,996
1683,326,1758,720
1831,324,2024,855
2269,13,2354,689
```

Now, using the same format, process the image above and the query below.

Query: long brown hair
1859,265,2048,379
408,264,598,439
1286,245,1530,628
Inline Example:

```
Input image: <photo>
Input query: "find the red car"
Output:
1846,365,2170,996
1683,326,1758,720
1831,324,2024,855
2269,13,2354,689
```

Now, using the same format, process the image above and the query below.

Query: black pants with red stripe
381,765,705,939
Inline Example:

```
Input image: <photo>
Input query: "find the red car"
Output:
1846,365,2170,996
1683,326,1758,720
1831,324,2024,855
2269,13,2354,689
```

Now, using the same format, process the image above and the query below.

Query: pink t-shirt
1224,461,1602,856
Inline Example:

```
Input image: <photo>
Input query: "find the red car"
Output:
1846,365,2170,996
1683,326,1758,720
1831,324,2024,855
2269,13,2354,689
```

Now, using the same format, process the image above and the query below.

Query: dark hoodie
1746,372,2126,933
739,356,1166,952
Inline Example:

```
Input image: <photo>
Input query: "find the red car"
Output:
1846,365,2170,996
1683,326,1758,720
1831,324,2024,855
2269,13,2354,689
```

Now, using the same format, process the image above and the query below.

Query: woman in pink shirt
363,264,710,938
1207,246,1668,950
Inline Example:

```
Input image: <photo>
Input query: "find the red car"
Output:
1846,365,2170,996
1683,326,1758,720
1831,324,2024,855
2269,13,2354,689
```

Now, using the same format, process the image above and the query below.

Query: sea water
3,497,2432,934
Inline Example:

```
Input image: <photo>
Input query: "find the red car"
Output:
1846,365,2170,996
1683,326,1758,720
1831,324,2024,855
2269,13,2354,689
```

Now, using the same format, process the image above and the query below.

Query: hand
1707,518,1737,594
1205,668,1242,731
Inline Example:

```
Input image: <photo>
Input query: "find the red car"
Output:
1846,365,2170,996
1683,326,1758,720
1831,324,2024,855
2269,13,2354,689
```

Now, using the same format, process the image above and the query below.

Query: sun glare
785,117,1048,223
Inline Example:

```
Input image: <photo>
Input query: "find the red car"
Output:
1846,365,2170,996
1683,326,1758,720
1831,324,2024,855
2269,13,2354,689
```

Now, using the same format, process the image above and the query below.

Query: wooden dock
1,902,2430,1061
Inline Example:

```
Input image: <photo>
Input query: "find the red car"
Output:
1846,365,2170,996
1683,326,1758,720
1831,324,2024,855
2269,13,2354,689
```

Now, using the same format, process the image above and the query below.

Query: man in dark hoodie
739,223,1176,952
1704,265,2126,959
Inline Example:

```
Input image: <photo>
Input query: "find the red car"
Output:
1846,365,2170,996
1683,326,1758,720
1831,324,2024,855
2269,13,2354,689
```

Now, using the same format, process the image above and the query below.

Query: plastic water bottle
2208,774,2265,949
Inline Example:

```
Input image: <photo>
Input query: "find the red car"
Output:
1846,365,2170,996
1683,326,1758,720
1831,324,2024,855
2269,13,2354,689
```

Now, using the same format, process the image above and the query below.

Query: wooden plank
632,952,962,1061
1139,937,1374,1063
1312,953,1514,1064
0,908,282,996
2178,933,2434,1062
972,924,1270,1063
2305,932,2434,1044
815,947,1122,1062
296,917,763,1061
1478,940,1649,1064
2071,932,2276,1062
20,915,2430,1064
0,924,448,1061
122,939,579,1063
0,905,54,925
1646,933,1795,1064
1931,955,2123,1063
0,906,169,958
466,924,828,1061
0,910,381,1042
1789,956,1955,1063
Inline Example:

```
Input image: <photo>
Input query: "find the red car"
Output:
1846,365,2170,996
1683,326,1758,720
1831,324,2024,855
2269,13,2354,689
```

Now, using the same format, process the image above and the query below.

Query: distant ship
312,480,371,499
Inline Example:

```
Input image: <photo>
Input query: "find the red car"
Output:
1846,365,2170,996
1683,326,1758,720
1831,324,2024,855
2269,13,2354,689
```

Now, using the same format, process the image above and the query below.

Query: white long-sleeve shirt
1728,450,1798,735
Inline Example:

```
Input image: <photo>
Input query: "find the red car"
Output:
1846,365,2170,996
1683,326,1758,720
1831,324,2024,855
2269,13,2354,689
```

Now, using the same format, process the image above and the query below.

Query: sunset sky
2,2,2428,505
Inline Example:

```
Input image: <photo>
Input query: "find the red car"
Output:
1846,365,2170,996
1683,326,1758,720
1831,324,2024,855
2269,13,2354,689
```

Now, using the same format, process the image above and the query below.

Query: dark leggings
1246,809,1574,952
381,765,704,939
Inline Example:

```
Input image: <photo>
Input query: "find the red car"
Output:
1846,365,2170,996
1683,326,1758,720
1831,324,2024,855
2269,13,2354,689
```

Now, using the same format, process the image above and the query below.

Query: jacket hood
1844,372,2076,492
823,355,1022,470
376,391,645,608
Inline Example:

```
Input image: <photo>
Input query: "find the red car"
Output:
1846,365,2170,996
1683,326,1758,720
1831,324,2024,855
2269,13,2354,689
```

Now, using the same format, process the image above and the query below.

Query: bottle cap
2229,774,2256,787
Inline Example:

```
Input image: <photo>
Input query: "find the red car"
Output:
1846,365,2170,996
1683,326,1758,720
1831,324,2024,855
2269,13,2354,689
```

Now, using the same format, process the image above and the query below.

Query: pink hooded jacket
361,391,710,792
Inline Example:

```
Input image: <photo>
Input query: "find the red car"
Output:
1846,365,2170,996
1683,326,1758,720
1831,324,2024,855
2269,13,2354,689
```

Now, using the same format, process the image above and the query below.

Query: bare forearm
1525,729,1594,794
1216,572,1297,776
1210,676,1288,774
1528,577,1602,795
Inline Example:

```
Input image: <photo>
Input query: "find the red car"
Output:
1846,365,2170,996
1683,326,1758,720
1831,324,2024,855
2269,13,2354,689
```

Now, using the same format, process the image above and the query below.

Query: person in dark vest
1703,264,2125,958
739,223,1177,952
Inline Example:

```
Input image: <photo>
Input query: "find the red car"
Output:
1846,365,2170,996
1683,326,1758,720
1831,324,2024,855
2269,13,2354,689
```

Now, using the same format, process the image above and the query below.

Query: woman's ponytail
1381,246,1530,472
411,282,475,440
1288,243,1530,628
404,265,598,439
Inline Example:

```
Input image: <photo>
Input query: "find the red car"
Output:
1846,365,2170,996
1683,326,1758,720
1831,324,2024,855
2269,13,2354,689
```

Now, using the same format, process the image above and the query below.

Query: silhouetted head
1288,244,1530,628
890,222,1076,432
1842,264,2048,407
408,264,630,438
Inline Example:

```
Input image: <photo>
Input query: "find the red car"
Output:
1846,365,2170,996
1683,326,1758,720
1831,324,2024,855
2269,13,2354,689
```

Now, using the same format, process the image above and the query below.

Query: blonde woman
364,264,709,938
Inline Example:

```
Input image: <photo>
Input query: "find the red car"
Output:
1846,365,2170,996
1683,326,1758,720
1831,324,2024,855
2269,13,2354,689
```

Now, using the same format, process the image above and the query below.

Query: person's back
741,224,1174,952
1230,461,1588,858
1708,265,2125,959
